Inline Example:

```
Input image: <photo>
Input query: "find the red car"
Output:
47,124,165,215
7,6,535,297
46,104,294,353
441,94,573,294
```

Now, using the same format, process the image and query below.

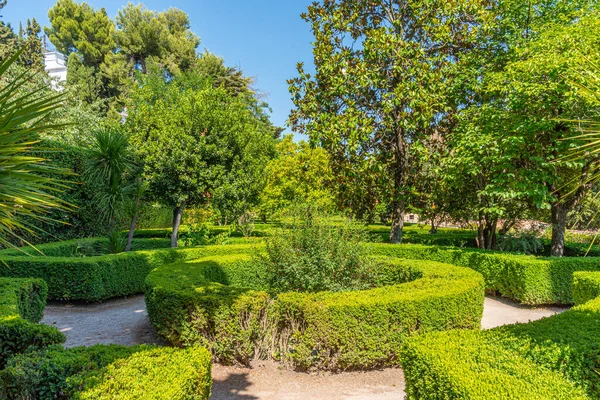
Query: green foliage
573,271,600,305
497,232,544,255
0,278,65,369
402,289,600,399
145,245,484,370
370,243,600,305
0,50,72,250
180,223,233,247
259,135,334,219
1,344,212,400
259,217,375,293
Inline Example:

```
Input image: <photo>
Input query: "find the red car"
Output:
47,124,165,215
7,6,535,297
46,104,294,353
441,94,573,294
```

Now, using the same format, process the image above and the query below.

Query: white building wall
43,51,67,89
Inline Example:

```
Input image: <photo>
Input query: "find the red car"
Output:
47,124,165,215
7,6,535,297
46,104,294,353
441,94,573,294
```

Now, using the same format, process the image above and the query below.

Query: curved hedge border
145,249,485,370
372,244,600,305
0,344,212,400
0,278,64,368
0,244,258,302
573,271,600,305
401,279,600,399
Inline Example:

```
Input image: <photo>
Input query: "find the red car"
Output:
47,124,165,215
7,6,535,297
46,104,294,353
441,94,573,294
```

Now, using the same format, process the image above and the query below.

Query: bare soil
41,295,567,399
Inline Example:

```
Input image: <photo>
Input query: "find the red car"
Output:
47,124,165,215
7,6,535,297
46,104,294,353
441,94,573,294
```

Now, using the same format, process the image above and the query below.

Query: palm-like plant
0,49,70,250
85,128,133,252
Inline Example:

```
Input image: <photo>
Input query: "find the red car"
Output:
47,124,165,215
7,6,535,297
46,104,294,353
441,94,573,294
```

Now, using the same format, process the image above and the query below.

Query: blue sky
3,0,315,135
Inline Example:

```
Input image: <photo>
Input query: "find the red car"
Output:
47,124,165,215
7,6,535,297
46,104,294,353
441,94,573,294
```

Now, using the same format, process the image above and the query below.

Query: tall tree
46,0,115,67
19,19,43,69
289,0,491,243
115,4,199,74
127,65,274,247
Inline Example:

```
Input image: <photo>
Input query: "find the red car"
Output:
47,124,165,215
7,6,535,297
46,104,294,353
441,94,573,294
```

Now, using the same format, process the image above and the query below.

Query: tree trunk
171,202,185,248
476,212,497,250
551,202,567,257
125,190,141,252
389,201,405,244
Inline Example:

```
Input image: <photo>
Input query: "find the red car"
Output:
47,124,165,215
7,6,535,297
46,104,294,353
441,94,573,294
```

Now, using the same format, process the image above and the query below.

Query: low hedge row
0,344,212,399
0,244,258,302
371,243,600,305
401,281,600,399
572,271,600,305
0,278,64,368
145,252,485,370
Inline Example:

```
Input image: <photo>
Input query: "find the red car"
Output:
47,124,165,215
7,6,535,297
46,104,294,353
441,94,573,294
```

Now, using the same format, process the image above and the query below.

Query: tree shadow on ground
210,372,258,400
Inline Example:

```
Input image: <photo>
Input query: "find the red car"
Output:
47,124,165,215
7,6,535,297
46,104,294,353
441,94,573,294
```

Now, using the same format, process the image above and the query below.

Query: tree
195,51,252,96
127,65,274,247
0,50,70,249
19,19,43,70
289,0,491,243
259,135,334,220
46,0,116,67
115,4,199,74
461,11,600,256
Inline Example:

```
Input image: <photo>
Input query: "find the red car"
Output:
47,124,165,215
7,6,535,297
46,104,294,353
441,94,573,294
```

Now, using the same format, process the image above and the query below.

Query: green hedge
145,251,485,370
573,271,600,305
401,283,600,398
371,243,600,305
0,244,258,302
0,344,212,399
0,278,65,369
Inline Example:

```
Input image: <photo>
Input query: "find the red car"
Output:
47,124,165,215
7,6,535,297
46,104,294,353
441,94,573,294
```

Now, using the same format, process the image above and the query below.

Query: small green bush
573,271,600,305
259,219,376,293
145,251,484,370
0,278,64,369
0,344,212,400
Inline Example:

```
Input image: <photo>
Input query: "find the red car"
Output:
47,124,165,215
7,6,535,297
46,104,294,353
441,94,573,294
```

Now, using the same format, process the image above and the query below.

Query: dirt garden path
41,295,567,400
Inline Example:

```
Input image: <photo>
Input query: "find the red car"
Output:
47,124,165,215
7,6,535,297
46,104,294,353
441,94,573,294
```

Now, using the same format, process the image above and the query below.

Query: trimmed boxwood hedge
144,250,485,370
0,244,258,302
371,243,600,305
573,271,600,305
0,344,212,399
401,280,600,399
0,278,64,368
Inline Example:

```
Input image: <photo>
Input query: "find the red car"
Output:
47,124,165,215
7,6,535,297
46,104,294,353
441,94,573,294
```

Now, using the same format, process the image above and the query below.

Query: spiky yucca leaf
0,49,70,250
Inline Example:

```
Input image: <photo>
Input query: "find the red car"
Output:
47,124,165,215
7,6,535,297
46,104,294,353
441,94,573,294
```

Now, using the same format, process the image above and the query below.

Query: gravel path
41,295,567,400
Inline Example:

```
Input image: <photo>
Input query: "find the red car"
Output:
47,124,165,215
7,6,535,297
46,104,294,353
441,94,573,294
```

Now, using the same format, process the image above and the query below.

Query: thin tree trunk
389,200,405,244
551,201,567,257
171,202,185,248
476,211,485,249
125,189,141,252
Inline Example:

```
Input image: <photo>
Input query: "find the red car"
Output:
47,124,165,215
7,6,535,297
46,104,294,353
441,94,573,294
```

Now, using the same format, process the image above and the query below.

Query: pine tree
19,18,44,69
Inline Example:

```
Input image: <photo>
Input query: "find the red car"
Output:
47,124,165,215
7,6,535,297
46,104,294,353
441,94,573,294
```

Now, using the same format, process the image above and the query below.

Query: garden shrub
145,251,485,370
573,271,600,305
371,243,600,304
0,344,212,400
259,219,376,293
401,280,600,399
0,278,64,369
0,243,258,301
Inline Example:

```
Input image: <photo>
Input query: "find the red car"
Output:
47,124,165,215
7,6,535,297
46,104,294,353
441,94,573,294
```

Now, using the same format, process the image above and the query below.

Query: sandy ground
41,295,567,400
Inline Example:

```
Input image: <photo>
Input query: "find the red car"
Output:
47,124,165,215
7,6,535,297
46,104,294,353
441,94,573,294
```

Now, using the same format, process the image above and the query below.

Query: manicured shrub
145,251,485,370
0,278,64,368
573,271,600,305
0,244,258,301
401,280,600,399
0,344,212,400
371,243,600,304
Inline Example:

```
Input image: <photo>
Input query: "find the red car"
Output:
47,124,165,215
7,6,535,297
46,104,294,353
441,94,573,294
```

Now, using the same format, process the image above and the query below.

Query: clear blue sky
3,0,315,136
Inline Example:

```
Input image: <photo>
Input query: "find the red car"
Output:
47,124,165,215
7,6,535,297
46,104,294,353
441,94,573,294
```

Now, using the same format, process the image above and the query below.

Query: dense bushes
260,220,376,293
0,278,64,369
573,271,600,305
0,244,258,302
0,344,212,399
145,250,484,370
371,243,600,304
401,281,600,399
